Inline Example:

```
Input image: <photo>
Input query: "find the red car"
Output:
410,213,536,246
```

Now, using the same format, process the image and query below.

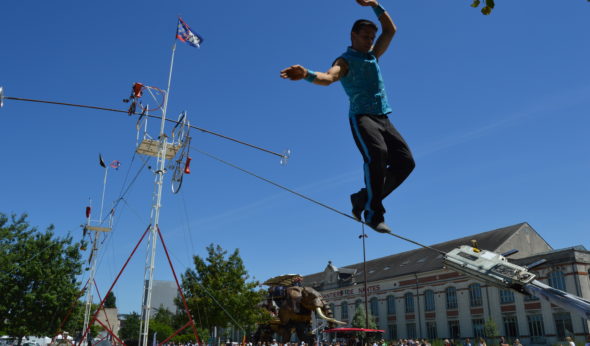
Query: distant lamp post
359,229,369,329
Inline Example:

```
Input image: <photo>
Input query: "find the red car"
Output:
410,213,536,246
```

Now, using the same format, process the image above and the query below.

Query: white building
302,223,590,345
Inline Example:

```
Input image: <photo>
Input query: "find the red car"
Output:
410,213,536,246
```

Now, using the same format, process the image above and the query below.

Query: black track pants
349,114,415,224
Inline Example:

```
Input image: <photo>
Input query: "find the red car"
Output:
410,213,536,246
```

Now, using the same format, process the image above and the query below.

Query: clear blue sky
1,1,588,315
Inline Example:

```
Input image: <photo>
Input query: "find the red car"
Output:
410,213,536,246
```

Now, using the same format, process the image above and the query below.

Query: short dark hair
351,19,378,33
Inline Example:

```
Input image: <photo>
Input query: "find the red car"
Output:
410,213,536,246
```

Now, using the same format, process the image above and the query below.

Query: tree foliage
470,0,495,15
470,0,589,16
119,312,141,345
180,244,266,335
350,306,378,343
149,307,175,343
350,305,377,330
119,308,210,346
104,291,117,309
484,318,499,339
0,213,83,342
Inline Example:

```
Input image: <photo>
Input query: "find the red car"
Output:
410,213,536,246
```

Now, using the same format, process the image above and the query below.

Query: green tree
484,318,499,339
119,312,141,344
104,291,117,309
64,301,103,340
153,306,175,326
170,311,210,344
351,305,377,330
119,308,207,345
351,306,378,343
149,307,175,343
0,213,83,344
180,244,266,337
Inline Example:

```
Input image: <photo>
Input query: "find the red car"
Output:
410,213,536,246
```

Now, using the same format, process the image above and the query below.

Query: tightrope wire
192,146,446,256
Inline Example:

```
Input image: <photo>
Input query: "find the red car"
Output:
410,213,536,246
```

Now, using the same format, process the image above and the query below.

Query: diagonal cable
191,146,446,256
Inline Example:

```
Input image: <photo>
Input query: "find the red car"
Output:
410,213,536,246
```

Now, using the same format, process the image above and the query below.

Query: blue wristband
304,70,317,83
372,4,386,17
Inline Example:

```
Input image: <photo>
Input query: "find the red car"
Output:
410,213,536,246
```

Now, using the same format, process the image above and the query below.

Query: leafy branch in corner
470,0,589,16
470,0,495,15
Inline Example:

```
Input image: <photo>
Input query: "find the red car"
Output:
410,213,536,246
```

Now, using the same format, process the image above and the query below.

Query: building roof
511,245,589,269
304,222,532,290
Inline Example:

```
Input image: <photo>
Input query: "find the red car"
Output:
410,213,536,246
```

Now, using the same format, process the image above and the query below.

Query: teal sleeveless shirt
338,47,392,117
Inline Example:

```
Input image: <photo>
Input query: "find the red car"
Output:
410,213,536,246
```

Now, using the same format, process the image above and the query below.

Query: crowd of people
243,334,590,346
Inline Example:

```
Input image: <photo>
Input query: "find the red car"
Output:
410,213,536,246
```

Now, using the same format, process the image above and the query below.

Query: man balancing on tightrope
280,0,415,233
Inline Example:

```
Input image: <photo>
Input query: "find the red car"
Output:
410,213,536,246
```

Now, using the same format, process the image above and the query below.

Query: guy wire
5,96,286,159
191,146,446,256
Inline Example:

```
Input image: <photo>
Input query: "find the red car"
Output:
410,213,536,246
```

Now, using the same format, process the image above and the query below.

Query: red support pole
94,318,126,345
93,307,116,344
53,279,90,342
78,225,151,345
92,333,110,346
93,279,114,332
156,226,201,344
157,321,193,346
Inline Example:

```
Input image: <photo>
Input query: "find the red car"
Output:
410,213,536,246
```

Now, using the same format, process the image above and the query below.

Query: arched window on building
448,320,460,339
469,283,483,307
406,323,417,339
548,271,566,291
426,321,437,340
424,290,435,311
554,312,573,339
330,303,336,318
446,287,458,309
405,293,414,313
388,324,398,340
355,299,362,311
472,318,485,338
387,295,396,315
341,302,349,320
502,315,519,339
527,314,545,344
499,289,515,304
370,297,379,317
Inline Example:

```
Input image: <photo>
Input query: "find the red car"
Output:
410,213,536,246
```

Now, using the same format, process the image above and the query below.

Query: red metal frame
156,225,201,345
74,224,202,346
94,318,125,345
52,279,90,342
93,280,115,333
78,224,151,345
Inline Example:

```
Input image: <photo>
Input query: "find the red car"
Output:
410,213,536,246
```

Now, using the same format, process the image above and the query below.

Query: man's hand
280,65,307,81
280,61,346,86
356,0,379,7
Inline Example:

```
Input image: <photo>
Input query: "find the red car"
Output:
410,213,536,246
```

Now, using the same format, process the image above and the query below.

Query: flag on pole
109,160,121,170
176,17,203,48
99,154,106,168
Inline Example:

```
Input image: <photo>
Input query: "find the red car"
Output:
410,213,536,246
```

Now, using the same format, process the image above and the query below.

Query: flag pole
138,35,177,346
161,40,177,133
98,164,109,222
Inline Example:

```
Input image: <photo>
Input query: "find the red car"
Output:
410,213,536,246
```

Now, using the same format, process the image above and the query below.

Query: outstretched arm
357,0,396,59
280,59,349,86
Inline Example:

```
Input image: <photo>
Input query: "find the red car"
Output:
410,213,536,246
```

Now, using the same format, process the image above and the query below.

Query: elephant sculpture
253,275,345,344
